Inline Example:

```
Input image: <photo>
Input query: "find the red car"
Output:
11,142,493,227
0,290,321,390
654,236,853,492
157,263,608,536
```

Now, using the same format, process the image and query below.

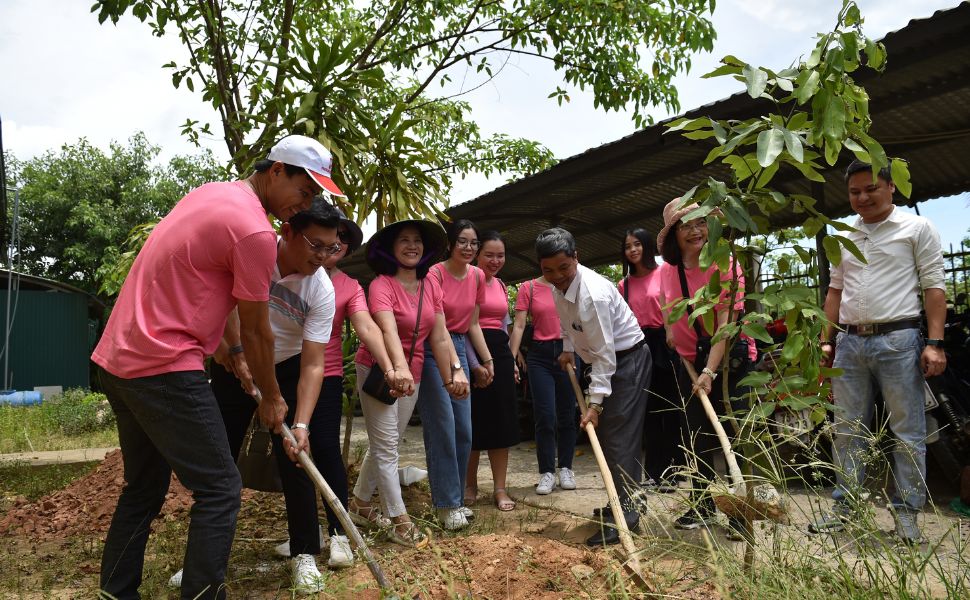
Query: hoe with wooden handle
566,364,656,593
252,390,393,593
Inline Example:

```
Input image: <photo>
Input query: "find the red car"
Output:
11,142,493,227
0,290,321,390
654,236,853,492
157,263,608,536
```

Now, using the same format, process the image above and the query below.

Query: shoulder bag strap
623,276,630,302
678,264,707,338
407,279,426,366
528,280,536,320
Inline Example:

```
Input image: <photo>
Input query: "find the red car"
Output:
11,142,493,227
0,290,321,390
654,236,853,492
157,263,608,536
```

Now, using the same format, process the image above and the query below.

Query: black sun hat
365,219,447,276
331,206,364,255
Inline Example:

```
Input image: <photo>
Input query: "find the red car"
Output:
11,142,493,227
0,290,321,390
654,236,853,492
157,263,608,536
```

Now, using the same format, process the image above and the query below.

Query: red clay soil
0,449,195,539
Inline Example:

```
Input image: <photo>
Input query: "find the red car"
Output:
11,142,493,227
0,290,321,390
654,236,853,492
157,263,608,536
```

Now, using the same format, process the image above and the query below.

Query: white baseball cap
267,135,345,197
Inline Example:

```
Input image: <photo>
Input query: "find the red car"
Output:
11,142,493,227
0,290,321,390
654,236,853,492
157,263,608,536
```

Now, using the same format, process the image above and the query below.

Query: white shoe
460,506,475,520
291,554,325,594
558,467,577,490
275,525,326,558
535,472,556,495
327,535,354,569
398,465,429,486
438,507,469,530
168,568,182,588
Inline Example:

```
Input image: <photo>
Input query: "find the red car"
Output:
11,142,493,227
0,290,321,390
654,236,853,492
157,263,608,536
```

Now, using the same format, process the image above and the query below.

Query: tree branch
354,0,410,70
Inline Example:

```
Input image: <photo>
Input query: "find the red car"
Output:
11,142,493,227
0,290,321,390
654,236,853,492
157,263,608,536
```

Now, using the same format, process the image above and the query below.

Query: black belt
615,338,646,359
532,339,561,345
844,319,920,337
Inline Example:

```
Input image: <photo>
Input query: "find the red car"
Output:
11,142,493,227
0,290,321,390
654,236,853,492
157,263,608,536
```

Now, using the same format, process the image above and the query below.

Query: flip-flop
464,486,478,506
494,488,516,511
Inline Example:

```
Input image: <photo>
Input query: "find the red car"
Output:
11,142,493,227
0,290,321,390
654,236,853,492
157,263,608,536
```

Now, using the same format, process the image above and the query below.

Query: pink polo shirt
478,277,509,330
356,275,444,383
428,262,485,333
658,259,757,362
514,279,561,341
92,181,276,378
324,270,369,378
618,269,664,328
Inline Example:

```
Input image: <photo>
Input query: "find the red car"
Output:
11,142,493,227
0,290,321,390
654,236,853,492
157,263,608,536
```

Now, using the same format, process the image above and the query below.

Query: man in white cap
92,135,344,600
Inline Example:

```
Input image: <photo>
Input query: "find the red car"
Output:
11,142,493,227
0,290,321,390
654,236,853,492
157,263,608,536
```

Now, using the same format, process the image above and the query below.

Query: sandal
388,520,429,549
348,498,392,529
493,488,516,512
464,486,478,506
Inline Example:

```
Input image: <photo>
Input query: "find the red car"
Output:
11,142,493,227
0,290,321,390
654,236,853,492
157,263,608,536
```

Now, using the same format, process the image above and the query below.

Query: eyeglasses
455,238,481,249
679,220,708,233
301,234,343,257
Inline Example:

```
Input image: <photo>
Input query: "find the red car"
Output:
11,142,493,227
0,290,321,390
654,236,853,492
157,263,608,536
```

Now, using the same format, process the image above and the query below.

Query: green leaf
743,64,769,99
756,128,785,167
822,235,842,267
738,372,773,388
703,63,743,79
890,158,912,198
781,128,804,162
749,401,777,420
834,235,866,264
741,323,774,344
794,70,820,104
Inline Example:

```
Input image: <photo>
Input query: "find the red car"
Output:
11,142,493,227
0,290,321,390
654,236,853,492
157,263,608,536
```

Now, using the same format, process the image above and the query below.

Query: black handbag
361,279,425,405
236,415,283,493
521,280,536,350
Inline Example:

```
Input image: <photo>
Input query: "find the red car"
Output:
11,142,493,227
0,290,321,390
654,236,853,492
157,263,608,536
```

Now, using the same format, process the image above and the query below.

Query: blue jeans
418,333,471,509
527,340,579,474
99,368,241,600
831,328,927,513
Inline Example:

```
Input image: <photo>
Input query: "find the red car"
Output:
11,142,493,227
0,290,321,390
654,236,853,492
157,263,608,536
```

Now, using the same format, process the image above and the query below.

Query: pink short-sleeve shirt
355,275,444,383
324,270,370,378
618,269,664,328
92,181,276,379
478,277,509,330
658,260,756,362
514,279,562,341
428,263,485,334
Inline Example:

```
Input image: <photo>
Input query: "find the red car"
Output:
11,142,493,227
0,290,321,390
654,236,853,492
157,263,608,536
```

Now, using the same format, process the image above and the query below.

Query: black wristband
229,344,244,354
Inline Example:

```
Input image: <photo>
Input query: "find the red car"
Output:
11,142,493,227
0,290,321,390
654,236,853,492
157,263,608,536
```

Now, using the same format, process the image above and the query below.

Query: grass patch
0,388,119,453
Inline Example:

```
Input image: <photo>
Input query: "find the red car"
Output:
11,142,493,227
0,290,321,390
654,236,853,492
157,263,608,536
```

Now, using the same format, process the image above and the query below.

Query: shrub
40,388,114,436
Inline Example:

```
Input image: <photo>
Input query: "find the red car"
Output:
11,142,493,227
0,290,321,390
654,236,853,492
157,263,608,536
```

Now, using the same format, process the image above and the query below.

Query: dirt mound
0,450,194,539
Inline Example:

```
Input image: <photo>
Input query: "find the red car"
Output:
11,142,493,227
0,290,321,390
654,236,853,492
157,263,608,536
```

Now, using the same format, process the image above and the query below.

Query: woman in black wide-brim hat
350,219,470,548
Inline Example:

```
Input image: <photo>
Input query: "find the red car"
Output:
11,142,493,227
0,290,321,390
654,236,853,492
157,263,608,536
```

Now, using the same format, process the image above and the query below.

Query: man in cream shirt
810,159,947,544
535,227,652,546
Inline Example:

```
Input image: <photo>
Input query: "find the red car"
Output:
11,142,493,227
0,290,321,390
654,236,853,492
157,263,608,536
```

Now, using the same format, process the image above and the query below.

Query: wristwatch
589,403,604,414
925,338,943,347
292,423,309,432
701,367,718,380
451,361,462,373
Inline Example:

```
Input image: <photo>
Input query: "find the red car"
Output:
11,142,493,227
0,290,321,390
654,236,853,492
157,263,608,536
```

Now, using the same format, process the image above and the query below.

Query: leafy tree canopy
4,133,222,300
92,0,717,226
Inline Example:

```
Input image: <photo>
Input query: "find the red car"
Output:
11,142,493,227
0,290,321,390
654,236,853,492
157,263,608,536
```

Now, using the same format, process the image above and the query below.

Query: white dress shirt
552,264,644,405
830,207,944,325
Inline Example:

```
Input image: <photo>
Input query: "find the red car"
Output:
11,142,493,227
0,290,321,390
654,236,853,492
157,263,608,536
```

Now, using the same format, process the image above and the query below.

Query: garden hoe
566,364,657,594
679,358,788,568
251,390,395,596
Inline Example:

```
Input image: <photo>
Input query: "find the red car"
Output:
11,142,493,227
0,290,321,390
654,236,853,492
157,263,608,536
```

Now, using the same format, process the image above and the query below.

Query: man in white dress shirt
809,159,947,543
535,227,652,546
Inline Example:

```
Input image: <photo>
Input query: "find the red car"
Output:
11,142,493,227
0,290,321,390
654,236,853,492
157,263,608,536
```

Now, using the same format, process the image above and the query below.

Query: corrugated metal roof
344,2,970,283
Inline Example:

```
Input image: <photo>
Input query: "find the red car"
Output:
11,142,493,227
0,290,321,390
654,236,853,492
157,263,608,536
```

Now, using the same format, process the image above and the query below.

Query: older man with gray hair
535,227,652,546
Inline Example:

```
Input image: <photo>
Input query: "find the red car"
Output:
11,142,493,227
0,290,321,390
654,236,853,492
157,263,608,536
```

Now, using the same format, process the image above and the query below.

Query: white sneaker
291,554,325,594
168,568,182,588
327,535,354,569
438,507,469,530
535,472,556,495
398,465,429,486
460,506,475,520
558,468,577,490
274,525,326,558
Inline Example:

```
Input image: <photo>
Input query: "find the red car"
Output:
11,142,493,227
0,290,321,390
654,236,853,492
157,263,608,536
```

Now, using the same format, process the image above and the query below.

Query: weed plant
0,388,118,453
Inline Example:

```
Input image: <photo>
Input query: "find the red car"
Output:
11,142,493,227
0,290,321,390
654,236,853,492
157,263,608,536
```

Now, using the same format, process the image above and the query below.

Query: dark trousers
527,340,580,473
598,344,652,513
676,353,752,507
211,359,350,549
99,368,241,600
641,327,684,482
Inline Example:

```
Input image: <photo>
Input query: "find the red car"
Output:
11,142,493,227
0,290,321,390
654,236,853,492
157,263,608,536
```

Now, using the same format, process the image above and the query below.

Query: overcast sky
1,0,966,247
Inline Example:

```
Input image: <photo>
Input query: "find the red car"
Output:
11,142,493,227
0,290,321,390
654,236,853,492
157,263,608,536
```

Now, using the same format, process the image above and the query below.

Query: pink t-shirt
514,279,561,342
355,275,444,383
658,259,757,362
478,277,509,330
324,270,369,378
428,263,485,333
618,269,664,328
92,181,276,378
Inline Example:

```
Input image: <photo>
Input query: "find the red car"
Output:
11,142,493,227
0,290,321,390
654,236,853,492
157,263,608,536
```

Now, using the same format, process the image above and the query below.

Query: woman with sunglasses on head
656,198,757,537
353,219,469,548
418,218,494,531
464,231,520,511
618,228,683,493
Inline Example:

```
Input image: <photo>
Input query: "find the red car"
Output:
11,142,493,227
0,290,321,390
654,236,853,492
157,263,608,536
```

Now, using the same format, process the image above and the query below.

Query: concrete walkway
0,447,118,466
